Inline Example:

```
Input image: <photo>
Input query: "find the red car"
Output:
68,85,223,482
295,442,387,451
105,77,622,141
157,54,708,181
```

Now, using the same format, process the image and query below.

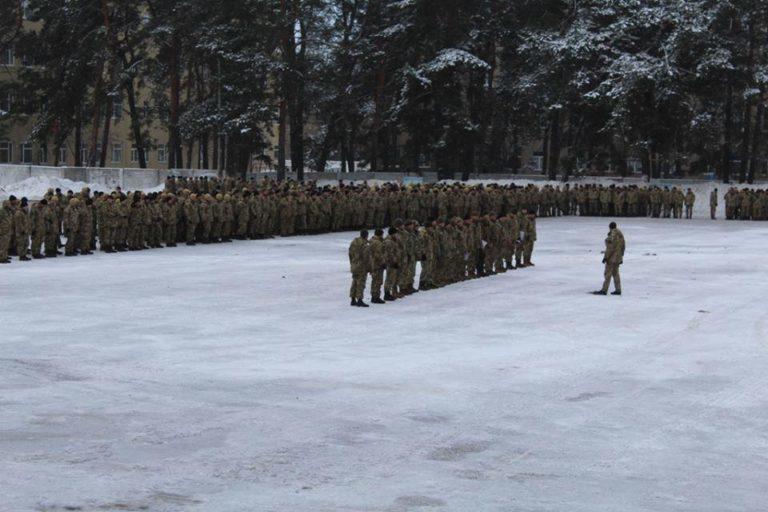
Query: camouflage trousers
64,228,78,255
710,206,716,220
370,269,384,299
16,232,29,257
79,226,92,252
484,244,497,273
420,258,434,287
398,258,414,290
31,231,43,256
350,271,367,300
165,223,177,245
186,222,198,243
385,266,399,294
45,230,57,255
523,240,535,265
601,262,621,293
685,206,693,219
0,232,9,260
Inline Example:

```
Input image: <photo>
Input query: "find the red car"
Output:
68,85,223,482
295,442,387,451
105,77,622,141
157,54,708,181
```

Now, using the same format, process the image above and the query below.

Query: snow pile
0,176,164,200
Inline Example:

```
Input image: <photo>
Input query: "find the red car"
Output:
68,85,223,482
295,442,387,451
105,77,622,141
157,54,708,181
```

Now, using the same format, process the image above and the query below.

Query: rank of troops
721,187,768,221
348,212,537,307
0,175,707,265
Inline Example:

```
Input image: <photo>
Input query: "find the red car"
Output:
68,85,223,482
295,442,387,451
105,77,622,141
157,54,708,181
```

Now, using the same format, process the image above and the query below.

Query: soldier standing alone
684,189,695,219
348,229,370,307
593,222,625,296
710,188,718,220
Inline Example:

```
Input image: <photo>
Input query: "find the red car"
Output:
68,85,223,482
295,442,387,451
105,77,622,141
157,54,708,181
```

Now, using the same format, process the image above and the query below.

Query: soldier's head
609,221,617,229
8,195,17,205
360,229,369,239
40,199,48,206
20,197,28,207
374,228,383,237
388,227,397,236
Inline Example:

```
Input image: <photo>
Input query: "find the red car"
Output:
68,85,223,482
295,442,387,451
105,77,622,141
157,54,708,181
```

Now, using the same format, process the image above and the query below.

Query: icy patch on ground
2,217,768,511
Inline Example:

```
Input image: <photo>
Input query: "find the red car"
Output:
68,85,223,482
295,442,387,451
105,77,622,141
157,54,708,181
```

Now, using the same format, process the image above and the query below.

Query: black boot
371,298,385,304
351,299,357,307
384,293,396,301
611,291,622,296
356,299,370,308
591,290,607,295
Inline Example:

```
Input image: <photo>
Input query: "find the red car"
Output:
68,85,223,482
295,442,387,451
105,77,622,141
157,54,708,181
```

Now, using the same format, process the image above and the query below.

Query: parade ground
2,217,766,512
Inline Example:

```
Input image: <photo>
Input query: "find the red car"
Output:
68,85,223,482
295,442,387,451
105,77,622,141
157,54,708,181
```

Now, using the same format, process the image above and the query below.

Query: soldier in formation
347,213,536,306
722,187,768,221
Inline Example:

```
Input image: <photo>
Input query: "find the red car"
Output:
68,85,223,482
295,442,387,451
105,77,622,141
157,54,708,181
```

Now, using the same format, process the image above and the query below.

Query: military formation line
0,175,754,264
347,212,537,307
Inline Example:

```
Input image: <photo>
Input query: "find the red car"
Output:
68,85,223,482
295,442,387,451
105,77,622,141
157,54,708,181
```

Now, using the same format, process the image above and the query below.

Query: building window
21,142,33,164
111,143,123,163
157,145,167,163
0,47,13,66
112,96,122,120
530,155,544,172
626,158,642,174
130,146,149,163
82,143,102,164
59,146,67,165
39,144,48,164
0,141,12,163
1,92,12,113
22,0,34,20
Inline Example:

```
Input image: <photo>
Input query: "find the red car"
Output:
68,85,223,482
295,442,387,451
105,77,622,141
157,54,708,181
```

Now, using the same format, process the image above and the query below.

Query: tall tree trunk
370,66,384,172
739,20,756,183
99,92,113,167
721,81,734,183
277,0,288,180
74,105,83,167
548,110,562,180
88,58,105,166
347,126,356,173
511,126,520,174
124,74,146,168
212,129,218,171
748,95,764,183
168,34,182,169
541,124,550,176
289,20,306,181
200,132,209,169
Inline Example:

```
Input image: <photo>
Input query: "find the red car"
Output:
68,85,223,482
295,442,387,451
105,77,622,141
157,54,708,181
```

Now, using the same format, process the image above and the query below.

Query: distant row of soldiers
347,213,537,306
722,187,768,221
0,176,746,265
168,176,702,220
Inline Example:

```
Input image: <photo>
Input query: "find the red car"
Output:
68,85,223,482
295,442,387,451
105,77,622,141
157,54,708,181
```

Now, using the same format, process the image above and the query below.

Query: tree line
0,0,766,182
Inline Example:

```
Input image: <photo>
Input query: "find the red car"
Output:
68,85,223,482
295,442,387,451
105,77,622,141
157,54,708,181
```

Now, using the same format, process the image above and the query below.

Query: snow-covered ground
2,217,767,512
